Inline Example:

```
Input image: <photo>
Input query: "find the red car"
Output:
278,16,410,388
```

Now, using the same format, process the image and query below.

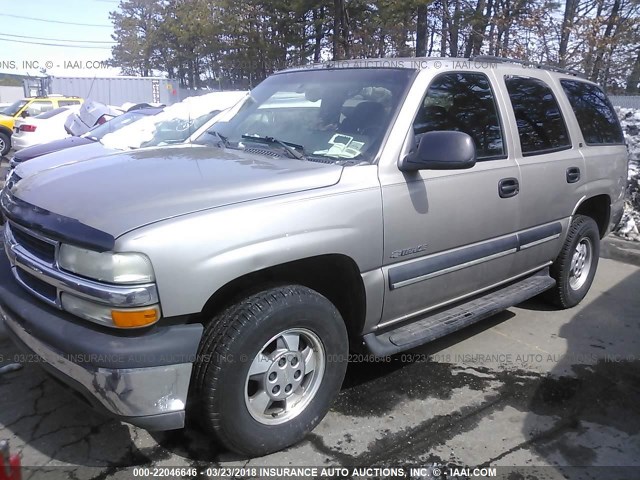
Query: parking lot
0,188,638,479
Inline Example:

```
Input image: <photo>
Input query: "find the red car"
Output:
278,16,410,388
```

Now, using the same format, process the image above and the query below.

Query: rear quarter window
560,80,624,145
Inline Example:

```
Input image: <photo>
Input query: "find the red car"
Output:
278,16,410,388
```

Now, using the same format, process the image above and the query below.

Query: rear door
498,71,586,276
378,68,522,327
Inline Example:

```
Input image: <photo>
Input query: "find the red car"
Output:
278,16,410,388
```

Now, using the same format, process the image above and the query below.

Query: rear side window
58,100,81,106
24,100,53,116
560,80,624,145
413,72,505,160
505,76,571,156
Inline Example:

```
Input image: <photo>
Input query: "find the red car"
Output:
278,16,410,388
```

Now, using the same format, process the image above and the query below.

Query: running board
363,269,556,356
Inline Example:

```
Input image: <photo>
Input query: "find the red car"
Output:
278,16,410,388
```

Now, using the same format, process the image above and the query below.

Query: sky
0,0,122,77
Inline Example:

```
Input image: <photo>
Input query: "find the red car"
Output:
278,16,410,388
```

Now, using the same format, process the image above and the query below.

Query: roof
279,56,586,79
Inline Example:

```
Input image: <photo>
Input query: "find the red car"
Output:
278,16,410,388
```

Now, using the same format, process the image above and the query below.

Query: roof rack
34,94,80,98
469,55,586,78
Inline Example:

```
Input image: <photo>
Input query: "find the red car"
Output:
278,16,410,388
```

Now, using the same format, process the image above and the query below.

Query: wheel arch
572,194,611,238
0,125,12,139
200,253,367,346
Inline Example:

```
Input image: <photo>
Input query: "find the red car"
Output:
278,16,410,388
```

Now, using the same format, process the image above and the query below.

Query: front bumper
0,247,203,430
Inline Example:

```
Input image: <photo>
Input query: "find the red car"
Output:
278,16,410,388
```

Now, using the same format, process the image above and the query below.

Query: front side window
560,80,624,145
413,72,505,160
505,76,571,156
195,68,415,163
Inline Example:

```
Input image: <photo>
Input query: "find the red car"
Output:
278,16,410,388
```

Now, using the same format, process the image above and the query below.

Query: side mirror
20,111,30,118
399,130,476,172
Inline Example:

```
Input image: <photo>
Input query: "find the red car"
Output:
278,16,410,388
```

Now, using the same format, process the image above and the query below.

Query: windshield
100,91,247,150
1,100,28,117
194,68,414,163
83,110,148,140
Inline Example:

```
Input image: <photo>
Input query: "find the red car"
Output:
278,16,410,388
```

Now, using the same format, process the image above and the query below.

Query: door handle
498,177,519,198
566,167,581,183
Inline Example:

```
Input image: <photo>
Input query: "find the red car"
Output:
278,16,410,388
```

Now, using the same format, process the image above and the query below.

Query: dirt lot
0,217,639,479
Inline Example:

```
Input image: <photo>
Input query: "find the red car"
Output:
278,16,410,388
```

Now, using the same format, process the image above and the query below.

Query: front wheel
546,215,600,308
0,131,10,157
193,285,348,456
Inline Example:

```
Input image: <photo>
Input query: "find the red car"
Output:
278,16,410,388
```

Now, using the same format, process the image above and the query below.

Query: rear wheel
193,285,348,456
0,131,10,157
546,215,600,308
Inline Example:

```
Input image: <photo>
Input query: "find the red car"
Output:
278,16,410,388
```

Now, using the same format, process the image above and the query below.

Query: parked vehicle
0,57,627,456
99,90,247,149
11,106,81,151
63,100,125,137
6,92,245,172
0,95,83,155
9,107,163,169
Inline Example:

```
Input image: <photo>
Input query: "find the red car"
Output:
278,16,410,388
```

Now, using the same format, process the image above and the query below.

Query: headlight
4,169,20,189
58,244,155,284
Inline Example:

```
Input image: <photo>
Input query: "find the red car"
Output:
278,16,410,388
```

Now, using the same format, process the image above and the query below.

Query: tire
546,215,600,308
0,131,10,157
193,285,348,456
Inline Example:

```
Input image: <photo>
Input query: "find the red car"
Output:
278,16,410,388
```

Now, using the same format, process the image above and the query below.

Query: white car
100,91,248,150
11,106,80,151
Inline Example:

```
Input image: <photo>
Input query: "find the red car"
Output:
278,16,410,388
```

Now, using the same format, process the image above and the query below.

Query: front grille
10,225,56,263
16,269,58,302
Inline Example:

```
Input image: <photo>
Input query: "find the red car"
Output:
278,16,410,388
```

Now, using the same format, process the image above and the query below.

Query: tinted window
58,100,81,106
413,72,505,160
505,76,571,155
560,80,624,145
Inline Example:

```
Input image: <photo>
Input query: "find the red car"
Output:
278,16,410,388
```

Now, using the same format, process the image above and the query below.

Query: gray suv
0,57,628,456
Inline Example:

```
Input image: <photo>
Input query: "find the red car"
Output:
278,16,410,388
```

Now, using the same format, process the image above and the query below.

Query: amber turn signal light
111,308,159,328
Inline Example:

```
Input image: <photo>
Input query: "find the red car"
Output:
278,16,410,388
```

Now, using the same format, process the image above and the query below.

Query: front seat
339,101,386,135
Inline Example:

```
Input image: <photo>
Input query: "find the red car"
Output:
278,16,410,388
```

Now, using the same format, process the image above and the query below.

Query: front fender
116,167,383,317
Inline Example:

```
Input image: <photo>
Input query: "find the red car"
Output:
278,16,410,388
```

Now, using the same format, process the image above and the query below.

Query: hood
14,142,115,174
13,136,95,162
9,146,343,238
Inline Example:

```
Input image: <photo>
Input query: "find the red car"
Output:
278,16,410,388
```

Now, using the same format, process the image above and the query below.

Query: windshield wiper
241,134,306,160
206,130,229,148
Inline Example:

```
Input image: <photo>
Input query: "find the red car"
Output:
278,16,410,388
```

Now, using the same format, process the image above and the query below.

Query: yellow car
0,95,83,156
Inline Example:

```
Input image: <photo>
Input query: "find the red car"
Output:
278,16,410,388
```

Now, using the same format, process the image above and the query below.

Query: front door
378,69,521,327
